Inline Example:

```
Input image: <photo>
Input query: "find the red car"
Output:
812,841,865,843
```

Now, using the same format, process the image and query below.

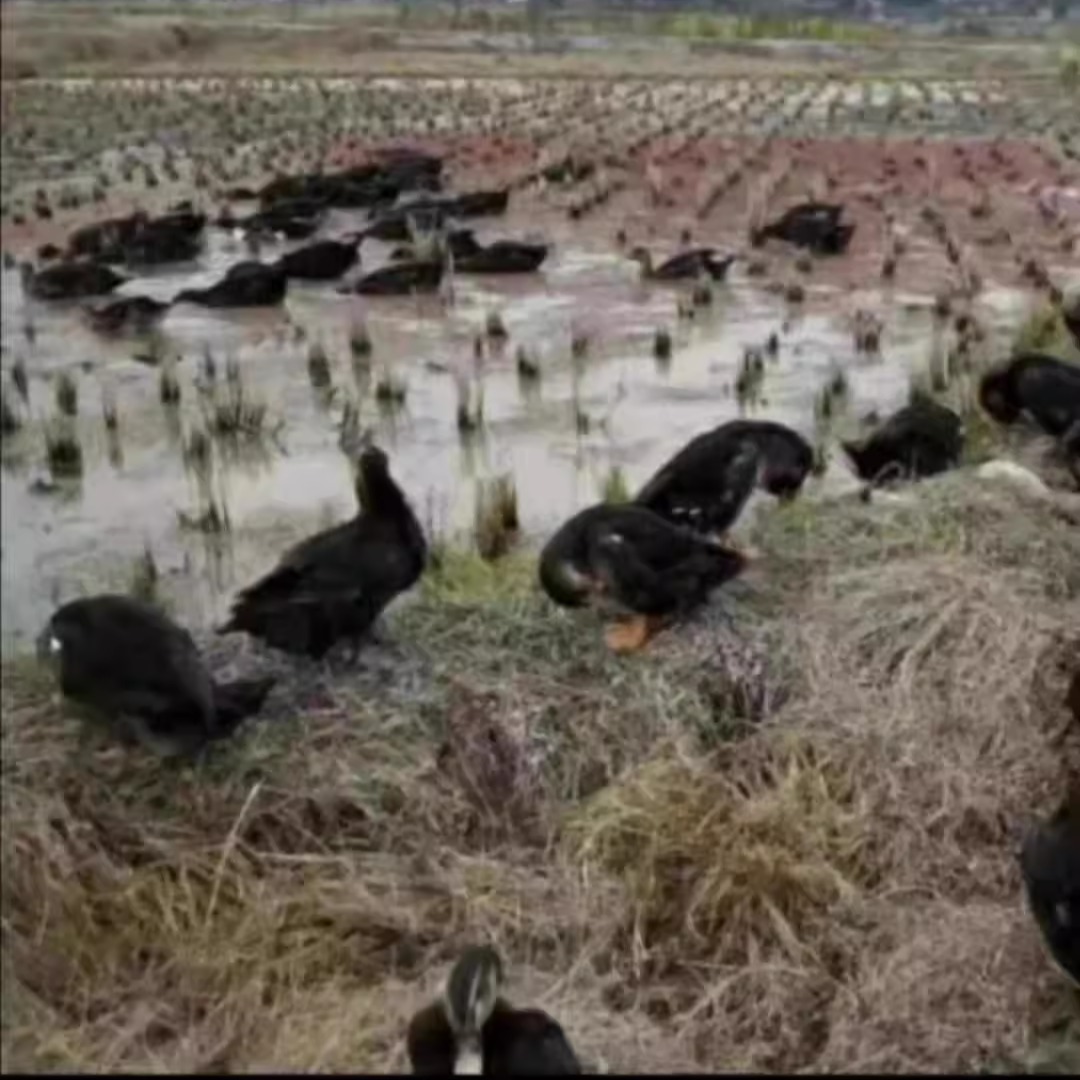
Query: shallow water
3,70,1076,655
1,210,1047,658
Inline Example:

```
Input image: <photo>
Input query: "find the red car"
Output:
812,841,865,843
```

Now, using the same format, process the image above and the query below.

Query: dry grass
3,469,1080,1073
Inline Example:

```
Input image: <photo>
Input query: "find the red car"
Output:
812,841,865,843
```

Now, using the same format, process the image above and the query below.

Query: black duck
841,397,964,485
342,257,444,297
28,259,126,300
636,419,815,536
122,220,203,267
273,237,361,281
38,594,275,758
450,188,510,218
174,260,288,308
1020,790,1079,987
407,945,580,1075
362,203,448,243
218,442,427,660
978,353,1080,440
455,239,549,275
751,202,855,255
85,293,169,334
68,213,139,259
629,246,734,282
539,503,747,654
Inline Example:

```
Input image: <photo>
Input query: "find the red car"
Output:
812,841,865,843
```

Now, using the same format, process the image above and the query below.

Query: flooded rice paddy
2,75,1077,654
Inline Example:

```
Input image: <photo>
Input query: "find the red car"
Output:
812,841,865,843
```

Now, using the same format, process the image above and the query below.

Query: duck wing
227,520,369,614
590,513,745,615
488,1008,582,1074
636,434,761,534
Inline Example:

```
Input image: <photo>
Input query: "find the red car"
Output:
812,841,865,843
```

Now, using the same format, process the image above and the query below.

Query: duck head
442,945,503,1075
627,246,653,275
764,467,806,502
840,438,877,482
351,433,388,509
978,367,1021,424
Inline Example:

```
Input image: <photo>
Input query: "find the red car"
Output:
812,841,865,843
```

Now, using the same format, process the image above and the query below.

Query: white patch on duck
49,635,62,654
453,1044,483,1076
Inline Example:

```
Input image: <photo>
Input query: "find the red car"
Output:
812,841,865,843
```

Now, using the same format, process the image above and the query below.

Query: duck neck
357,467,408,519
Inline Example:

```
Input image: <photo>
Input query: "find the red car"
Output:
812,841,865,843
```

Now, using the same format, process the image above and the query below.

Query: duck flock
18,147,1080,1073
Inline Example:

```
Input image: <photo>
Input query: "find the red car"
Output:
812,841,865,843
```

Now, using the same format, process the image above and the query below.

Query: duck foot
604,614,667,655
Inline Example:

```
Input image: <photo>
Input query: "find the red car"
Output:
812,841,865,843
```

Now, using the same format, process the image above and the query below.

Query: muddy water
0,207,1043,656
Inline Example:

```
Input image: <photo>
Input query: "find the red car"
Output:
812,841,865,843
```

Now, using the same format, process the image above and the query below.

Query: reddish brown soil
6,130,1076,308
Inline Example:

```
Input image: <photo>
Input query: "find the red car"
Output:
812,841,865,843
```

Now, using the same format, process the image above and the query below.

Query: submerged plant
129,545,159,605
473,473,520,562
54,371,78,417
43,416,83,479
159,361,182,406
307,342,333,389
2,384,21,437
101,383,119,432
374,371,408,412
485,310,508,343
653,326,673,362
11,358,29,404
735,347,766,408
455,374,485,435
349,318,373,361
601,464,631,504
516,345,541,381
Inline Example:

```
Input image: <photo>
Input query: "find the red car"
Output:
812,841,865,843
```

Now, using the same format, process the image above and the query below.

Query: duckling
628,245,734,282
218,440,427,661
1020,790,1079,987
38,594,275,758
978,353,1080,441
841,397,964,486
636,419,815,536
406,945,580,1075
539,504,747,654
